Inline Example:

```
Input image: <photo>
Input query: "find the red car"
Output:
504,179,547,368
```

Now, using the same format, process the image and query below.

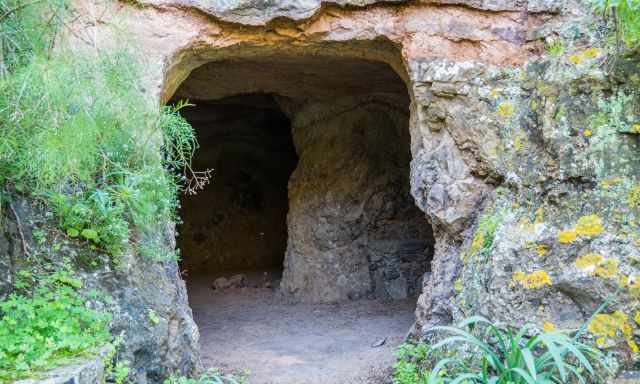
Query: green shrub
0,267,112,381
393,343,432,384
547,40,565,57
0,1,201,259
0,0,69,73
591,0,640,48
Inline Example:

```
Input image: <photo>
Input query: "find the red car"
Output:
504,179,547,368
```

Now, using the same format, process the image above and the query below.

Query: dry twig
8,200,30,257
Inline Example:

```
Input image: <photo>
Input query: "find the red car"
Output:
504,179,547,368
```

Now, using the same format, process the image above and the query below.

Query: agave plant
425,316,607,384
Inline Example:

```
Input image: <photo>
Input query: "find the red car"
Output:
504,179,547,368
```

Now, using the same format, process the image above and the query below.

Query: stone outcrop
1,197,200,382
281,97,433,302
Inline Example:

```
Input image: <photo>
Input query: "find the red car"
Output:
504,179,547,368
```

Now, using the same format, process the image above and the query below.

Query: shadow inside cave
171,53,435,384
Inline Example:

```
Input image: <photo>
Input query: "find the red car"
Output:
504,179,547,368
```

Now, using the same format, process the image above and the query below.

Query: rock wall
281,97,433,302
1,196,200,382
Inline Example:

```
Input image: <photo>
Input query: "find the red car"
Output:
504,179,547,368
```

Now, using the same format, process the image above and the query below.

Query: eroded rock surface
281,97,433,302
1,197,200,382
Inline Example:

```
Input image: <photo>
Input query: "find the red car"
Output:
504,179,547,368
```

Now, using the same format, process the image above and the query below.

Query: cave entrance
172,51,435,384
176,94,296,286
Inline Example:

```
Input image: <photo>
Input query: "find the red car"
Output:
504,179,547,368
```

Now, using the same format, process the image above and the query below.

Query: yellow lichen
470,232,485,253
628,339,639,353
454,279,463,293
536,244,547,257
575,253,618,278
575,214,604,238
601,176,623,189
514,270,553,289
628,185,640,208
632,123,640,133
619,275,629,288
543,321,556,332
595,258,619,279
568,54,584,64
575,253,603,270
583,47,600,58
558,229,577,244
513,134,525,152
588,311,632,338
596,336,606,347
635,311,640,326
497,102,515,118
584,129,593,137
535,207,544,224
630,275,640,290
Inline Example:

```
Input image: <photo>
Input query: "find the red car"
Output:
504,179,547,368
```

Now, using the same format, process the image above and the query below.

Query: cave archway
169,46,435,382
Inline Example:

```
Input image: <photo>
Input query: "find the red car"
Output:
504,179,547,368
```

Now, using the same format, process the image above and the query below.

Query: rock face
40,0,640,378
1,197,201,382
14,351,107,384
281,97,433,302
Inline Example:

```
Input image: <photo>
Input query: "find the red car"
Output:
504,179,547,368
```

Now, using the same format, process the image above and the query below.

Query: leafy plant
393,343,433,384
469,209,505,260
425,316,607,384
547,40,565,57
163,369,247,384
0,267,112,381
591,0,640,48
0,0,203,259
113,360,131,384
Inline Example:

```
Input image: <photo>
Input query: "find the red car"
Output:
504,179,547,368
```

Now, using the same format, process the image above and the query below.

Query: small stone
211,277,230,290
228,274,247,288
371,337,387,348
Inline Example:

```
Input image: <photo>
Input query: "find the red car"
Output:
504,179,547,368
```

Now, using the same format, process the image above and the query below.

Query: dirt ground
186,272,416,384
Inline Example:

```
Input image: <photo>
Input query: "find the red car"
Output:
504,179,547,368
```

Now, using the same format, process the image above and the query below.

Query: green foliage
0,1,200,259
394,316,610,384
163,369,247,384
0,0,69,73
0,267,112,381
591,0,640,48
547,40,565,57
148,309,160,326
113,360,131,384
393,343,432,384
469,208,505,259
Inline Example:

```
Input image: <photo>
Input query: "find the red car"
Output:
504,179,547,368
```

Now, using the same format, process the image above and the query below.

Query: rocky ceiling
172,54,408,103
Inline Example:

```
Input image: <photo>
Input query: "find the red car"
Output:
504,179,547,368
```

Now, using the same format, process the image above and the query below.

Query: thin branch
0,0,45,23
8,199,30,257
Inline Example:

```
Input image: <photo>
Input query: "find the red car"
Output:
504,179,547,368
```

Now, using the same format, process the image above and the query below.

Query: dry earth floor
186,272,415,384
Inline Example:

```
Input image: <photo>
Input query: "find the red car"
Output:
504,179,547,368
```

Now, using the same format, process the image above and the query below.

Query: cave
172,52,436,382
176,94,297,278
